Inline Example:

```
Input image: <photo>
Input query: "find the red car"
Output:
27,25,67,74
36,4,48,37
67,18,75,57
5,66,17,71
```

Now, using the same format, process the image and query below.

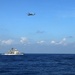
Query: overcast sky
0,0,75,53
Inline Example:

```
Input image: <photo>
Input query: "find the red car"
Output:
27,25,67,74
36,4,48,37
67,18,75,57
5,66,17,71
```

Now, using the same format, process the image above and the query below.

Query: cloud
20,37,29,44
66,36,73,38
1,39,13,45
51,40,56,44
51,38,67,45
59,38,66,44
36,30,45,34
37,40,45,44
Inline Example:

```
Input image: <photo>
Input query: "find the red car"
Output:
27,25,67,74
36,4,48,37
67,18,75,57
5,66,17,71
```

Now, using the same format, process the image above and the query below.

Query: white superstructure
4,48,23,55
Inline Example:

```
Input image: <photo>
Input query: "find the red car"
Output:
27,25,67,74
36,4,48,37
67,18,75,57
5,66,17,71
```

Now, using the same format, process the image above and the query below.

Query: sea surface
0,54,75,75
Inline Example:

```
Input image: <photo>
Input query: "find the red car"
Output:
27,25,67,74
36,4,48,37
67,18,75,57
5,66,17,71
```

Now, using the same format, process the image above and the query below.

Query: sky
0,0,75,53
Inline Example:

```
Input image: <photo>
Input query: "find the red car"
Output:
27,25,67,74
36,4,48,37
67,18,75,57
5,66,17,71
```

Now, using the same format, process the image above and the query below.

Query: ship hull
4,53,24,55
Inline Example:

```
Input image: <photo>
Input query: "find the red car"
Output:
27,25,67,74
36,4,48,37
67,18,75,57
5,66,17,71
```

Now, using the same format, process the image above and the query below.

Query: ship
4,48,24,55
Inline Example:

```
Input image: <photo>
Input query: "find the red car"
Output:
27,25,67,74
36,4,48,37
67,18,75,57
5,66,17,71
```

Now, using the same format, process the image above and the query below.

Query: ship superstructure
4,48,23,55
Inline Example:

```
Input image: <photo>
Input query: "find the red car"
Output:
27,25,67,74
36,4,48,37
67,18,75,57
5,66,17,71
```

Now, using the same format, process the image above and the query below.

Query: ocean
0,54,75,75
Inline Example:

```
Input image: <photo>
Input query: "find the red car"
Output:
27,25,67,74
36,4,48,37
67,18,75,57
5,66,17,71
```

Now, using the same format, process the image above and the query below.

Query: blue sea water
0,54,75,75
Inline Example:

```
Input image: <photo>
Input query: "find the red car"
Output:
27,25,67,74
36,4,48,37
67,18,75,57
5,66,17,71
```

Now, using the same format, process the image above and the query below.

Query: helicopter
27,13,35,16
